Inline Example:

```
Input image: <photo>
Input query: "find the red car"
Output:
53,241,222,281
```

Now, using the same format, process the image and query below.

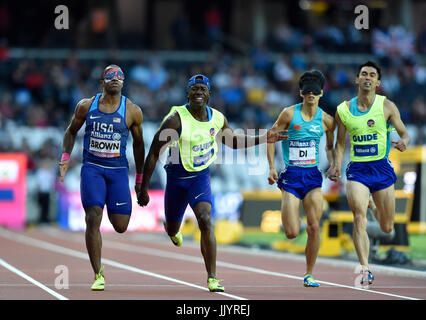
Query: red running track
0,226,425,303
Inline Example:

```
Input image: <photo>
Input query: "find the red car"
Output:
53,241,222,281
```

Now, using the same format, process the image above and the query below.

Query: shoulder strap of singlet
117,95,126,118
89,93,101,112
206,105,212,121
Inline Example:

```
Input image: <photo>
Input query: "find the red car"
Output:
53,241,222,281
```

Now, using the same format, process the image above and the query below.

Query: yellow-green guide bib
337,94,388,162
164,105,225,172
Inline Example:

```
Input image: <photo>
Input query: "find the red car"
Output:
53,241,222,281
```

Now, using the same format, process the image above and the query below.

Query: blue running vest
83,93,129,168
281,103,324,168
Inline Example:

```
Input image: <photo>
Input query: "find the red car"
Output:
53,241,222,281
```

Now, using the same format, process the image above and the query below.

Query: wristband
135,173,143,184
61,153,70,162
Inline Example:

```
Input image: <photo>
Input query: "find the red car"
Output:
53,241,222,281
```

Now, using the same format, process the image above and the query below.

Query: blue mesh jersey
83,93,130,168
281,103,324,168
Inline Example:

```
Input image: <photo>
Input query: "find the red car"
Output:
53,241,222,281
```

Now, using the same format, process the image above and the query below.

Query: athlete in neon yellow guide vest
139,74,288,292
330,61,410,286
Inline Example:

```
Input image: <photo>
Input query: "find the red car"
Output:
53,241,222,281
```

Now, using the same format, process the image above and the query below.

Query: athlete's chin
190,100,206,107
105,87,122,95
361,83,374,90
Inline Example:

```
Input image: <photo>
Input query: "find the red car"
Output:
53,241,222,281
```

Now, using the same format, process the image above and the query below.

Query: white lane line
4,228,422,300
100,239,423,300
0,258,69,300
0,229,246,300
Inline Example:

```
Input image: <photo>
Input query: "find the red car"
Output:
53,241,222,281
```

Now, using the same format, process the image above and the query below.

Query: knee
353,214,367,232
285,232,298,239
284,227,299,239
380,222,394,234
85,211,102,230
196,210,213,232
113,224,127,234
307,222,320,237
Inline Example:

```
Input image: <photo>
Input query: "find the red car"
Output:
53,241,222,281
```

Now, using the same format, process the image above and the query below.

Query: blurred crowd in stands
1,42,425,148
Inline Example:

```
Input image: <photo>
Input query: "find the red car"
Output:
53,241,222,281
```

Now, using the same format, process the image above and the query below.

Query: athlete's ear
320,89,324,98
299,90,303,98
355,76,360,85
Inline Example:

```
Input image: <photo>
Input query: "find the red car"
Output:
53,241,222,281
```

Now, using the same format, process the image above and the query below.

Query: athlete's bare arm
220,115,289,150
126,100,145,176
126,100,145,205
323,112,337,181
59,97,93,182
332,105,348,179
267,106,293,184
384,99,410,152
139,112,181,206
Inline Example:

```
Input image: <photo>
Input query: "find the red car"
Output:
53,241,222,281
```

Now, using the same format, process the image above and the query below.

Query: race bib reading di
288,140,316,166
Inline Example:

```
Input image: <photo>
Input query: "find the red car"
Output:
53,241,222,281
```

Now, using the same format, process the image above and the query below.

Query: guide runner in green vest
139,74,287,292
330,61,410,286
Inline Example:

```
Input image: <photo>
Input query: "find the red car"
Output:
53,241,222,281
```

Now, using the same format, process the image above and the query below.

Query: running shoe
170,231,183,247
303,275,320,287
91,265,105,291
208,278,225,292
360,269,374,286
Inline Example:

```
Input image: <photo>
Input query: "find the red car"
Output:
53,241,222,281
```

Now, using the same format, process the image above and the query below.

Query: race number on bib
288,140,316,166
89,137,121,158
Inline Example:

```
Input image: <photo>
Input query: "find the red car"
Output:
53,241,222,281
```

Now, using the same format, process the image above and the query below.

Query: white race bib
288,140,316,166
89,137,121,158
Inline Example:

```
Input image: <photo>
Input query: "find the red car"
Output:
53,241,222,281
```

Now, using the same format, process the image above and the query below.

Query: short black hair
299,69,325,89
357,61,381,80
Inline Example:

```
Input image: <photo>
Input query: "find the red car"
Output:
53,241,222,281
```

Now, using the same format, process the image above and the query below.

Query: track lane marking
0,258,69,300
0,228,246,300
3,228,423,300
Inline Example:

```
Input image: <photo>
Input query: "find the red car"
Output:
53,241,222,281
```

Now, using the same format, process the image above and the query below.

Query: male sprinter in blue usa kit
138,74,287,292
59,65,145,291
330,61,410,286
267,70,336,287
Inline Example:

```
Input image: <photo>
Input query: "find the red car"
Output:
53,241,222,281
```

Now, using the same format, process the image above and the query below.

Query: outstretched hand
391,140,407,152
266,129,289,143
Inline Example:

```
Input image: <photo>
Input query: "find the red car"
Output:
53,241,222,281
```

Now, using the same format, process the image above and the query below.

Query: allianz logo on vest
352,133,378,142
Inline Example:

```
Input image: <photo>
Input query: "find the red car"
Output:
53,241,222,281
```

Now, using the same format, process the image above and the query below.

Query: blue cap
186,74,211,91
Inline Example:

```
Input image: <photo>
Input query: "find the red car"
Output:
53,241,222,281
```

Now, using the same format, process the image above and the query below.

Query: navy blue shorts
277,166,323,199
80,163,132,215
346,158,397,193
164,172,212,222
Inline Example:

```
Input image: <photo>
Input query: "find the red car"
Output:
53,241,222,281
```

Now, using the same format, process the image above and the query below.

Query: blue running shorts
80,163,132,215
277,166,323,199
346,158,397,193
164,172,212,222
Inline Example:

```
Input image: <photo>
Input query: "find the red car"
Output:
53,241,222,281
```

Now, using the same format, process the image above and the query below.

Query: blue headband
187,74,211,91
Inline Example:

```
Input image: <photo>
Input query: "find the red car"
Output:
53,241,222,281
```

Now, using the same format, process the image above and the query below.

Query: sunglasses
104,68,125,81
